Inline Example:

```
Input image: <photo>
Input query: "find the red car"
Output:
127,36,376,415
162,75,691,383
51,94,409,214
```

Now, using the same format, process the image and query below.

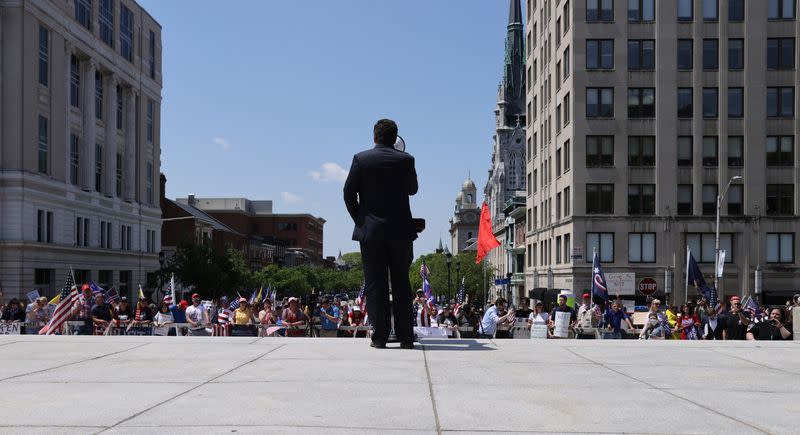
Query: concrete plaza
0,336,798,434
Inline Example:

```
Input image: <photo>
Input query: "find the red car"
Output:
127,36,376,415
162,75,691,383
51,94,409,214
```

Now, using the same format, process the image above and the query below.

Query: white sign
716,250,726,278
571,246,583,260
413,327,448,338
531,323,548,339
26,290,40,303
553,311,570,338
604,273,636,295
0,323,21,335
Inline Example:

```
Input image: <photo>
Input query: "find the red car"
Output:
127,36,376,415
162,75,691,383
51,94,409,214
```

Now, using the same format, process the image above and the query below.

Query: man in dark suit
343,119,418,349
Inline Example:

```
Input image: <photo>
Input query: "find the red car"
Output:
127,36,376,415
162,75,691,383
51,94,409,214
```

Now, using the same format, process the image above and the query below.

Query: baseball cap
582,293,590,299
730,296,741,303
191,293,200,300
239,297,248,303
120,296,128,302
81,284,90,291
288,297,299,304
179,300,188,309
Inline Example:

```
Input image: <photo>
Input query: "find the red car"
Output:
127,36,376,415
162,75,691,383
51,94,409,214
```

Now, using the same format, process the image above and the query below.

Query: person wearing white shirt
185,293,210,336
479,298,515,337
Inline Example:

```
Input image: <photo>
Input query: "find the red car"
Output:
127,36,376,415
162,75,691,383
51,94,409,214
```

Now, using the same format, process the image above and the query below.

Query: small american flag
454,277,466,317
357,283,366,312
163,274,175,305
40,270,79,335
420,261,432,302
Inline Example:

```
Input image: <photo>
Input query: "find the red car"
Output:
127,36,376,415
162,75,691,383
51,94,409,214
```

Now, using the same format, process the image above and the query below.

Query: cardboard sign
0,323,21,335
531,323,548,339
26,290,40,303
553,311,570,338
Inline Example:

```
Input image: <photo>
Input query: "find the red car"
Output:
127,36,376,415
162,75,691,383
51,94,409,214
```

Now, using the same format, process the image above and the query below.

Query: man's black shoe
400,342,415,350
370,341,386,349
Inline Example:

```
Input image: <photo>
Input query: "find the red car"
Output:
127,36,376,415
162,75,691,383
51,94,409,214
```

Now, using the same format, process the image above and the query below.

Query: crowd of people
2,286,798,341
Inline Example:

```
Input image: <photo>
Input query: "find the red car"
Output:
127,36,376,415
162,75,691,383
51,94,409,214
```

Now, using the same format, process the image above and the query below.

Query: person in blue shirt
317,297,340,338
602,300,635,339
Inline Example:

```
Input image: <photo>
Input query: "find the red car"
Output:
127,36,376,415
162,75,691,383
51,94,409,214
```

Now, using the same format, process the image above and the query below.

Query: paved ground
0,336,798,434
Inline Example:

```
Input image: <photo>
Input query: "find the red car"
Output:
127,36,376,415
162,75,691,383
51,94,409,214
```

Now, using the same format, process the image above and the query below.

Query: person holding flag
39,270,80,335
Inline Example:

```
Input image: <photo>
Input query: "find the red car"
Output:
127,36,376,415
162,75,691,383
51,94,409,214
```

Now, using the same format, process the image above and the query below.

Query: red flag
475,202,500,264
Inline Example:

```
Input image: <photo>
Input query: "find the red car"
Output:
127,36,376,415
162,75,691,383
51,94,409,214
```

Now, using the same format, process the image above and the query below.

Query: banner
716,250,726,278
553,312,570,338
413,326,448,338
0,323,21,335
26,290,40,303
530,323,548,339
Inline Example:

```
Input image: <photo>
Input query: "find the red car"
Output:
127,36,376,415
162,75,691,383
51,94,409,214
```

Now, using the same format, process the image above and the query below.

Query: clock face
464,212,477,224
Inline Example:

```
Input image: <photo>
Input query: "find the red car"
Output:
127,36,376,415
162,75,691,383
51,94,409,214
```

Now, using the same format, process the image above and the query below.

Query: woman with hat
258,299,275,336
281,297,306,337
153,300,175,336
232,297,257,336
25,297,50,324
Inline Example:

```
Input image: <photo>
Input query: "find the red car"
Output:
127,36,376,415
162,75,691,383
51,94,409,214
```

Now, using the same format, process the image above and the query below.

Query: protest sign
553,311,570,338
26,290,40,303
530,323,548,339
0,323,21,335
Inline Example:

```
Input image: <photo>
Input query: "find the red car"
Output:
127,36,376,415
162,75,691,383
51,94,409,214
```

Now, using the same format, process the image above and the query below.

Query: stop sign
638,277,657,296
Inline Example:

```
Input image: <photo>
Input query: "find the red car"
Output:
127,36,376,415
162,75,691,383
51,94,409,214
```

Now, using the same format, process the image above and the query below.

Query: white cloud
309,162,348,183
281,191,303,204
213,137,232,151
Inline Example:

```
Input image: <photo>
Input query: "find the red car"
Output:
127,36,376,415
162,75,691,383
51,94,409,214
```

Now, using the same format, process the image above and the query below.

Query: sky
139,0,520,258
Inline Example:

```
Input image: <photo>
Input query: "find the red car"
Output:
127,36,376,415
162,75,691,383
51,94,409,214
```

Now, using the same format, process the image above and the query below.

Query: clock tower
449,177,480,254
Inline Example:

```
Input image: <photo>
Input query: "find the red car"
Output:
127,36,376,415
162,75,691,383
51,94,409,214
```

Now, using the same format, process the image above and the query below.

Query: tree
341,252,363,270
167,243,256,300
409,251,495,305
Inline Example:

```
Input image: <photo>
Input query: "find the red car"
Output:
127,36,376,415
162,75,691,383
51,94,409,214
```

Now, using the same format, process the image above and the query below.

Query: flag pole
684,246,690,304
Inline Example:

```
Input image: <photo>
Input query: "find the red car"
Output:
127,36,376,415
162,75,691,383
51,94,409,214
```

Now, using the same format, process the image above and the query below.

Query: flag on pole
591,250,609,303
454,277,466,317
420,261,433,302
248,288,259,305
163,274,175,305
475,202,500,264
39,270,79,335
229,294,241,311
255,286,263,306
105,287,120,304
357,282,366,313
686,249,717,308
138,284,145,301
89,281,105,296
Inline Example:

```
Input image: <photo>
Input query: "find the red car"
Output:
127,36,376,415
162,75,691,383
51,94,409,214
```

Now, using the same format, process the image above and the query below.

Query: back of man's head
374,119,398,146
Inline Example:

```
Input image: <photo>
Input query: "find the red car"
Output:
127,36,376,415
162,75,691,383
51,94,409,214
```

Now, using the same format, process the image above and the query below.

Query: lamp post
455,261,461,302
445,248,452,300
506,271,513,305
715,175,743,299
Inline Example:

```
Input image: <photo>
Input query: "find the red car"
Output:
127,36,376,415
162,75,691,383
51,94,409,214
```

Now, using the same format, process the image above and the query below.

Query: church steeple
501,0,526,127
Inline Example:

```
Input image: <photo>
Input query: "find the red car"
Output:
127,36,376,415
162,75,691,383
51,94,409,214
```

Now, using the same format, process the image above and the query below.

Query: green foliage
167,242,255,300
409,251,495,304
341,252,363,269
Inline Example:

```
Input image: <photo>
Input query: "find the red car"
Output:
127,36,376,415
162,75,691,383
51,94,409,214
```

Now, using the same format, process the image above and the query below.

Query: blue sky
140,0,518,258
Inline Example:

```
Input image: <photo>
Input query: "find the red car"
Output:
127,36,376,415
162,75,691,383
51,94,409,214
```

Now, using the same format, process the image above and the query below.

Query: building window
703,39,719,70
120,4,134,62
563,234,571,263
767,87,795,118
116,153,123,196
37,210,53,243
555,236,562,264
120,225,132,250
39,26,49,87
628,40,655,70
146,161,154,205
70,55,80,108
527,244,532,267
38,115,48,174
564,1,571,31
766,136,794,167
564,187,571,216
556,103,562,132
703,0,718,20
564,139,571,171
95,72,103,120
628,184,656,215
728,184,743,215
678,185,693,215
587,233,614,263
628,136,655,166
563,93,570,125
70,134,80,185
149,30,156,80
629,233,656,263
769,0,796,19
728,88,743,118
100,221,112,249
728,39,744,70
687,233,733,263
629,0,655,22
703,87,719,118
728,136,744,167
628,88,655,118
95,144,103,192
678,136,693,166
729,0,745,20
75,0,92,30
34,269,53,295
556,191,563,219
100,0,114,47
678,0,694,21
147,99,154,143
702,184,718,215
767,184,794,215
563,46,570,79
586,88,614,118
677,39,693,70
702,136,718,167
116,85,123,130
678,88,693,118
586,0,614,22
76,217,89,247
767,233,795,263
768,38,795,70
586,135,614,167
587,184,614,214
556,148,562,175
586,39,614,70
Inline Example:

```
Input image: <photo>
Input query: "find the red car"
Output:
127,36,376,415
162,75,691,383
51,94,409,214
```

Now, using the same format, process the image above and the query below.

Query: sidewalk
0,336,798,434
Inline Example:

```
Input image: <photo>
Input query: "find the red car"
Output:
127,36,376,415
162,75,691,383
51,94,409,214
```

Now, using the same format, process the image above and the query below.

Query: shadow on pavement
419,339,496,351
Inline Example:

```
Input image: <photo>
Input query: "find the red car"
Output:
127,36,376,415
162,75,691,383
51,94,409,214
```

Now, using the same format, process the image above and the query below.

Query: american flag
357,283,366,312
591,251,608,303
39,270,79,335
163,274,175,305
742,296,762,321
229,294,241,311
105,287,120,304
420,261,432,301
454,277,466,317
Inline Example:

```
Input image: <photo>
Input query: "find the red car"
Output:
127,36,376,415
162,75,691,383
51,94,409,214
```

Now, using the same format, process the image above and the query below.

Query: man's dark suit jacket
343,144,418,242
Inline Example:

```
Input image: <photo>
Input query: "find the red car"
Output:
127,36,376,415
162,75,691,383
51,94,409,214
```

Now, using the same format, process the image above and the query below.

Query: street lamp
445,248,452,300
715,175,743,298
455,261,461,302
